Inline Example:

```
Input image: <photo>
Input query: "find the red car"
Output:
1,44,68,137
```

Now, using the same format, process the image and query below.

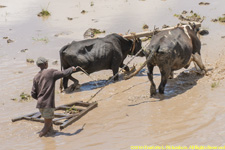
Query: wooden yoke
123,22,201,39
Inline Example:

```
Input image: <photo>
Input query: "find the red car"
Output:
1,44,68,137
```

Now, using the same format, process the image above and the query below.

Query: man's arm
53,66,76,80
31,79,37,99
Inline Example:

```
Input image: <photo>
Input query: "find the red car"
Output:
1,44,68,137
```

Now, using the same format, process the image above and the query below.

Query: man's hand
72,66,76,71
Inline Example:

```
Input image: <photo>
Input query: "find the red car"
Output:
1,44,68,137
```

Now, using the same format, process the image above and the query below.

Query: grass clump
211,81,220,89
219,17,225,22
174,14,180,17
174,11,203,22
20,92,31,101
37,9,51,17
142,24,149,30
93,29,105,35
12,92,32,102
26,59,34,63
90,1,94,6
188,13,201,20
65,105,79,114
32,37,49,43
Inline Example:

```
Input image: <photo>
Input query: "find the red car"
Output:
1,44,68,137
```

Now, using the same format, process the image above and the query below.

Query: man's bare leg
39,119,52,137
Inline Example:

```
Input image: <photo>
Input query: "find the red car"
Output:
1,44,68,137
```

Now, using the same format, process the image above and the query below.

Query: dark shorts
39,108,55,119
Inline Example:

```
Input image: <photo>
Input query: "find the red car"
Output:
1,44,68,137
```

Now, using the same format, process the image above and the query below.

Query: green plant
32,37,49,43
90,1,94,6
188,13,201,20
211,81,220,89
37,3,51,17
65,105,79,114
219,17,225,22
92,29,105,35
26,59,34,63
142,24,149,29
20,92,31,101
174,14,180,17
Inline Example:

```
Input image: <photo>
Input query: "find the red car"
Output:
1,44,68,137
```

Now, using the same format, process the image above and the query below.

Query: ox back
59,33,142,91
145,25,206,96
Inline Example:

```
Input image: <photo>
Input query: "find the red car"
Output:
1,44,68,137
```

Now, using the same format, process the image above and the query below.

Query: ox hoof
65,84,81,93
195,70,205,76
150,88,157,97
159,89,164,94
108,76,119,82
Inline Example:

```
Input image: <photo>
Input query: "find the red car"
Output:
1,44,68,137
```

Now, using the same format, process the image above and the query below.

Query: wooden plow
12,101,98,130
122,21,201,39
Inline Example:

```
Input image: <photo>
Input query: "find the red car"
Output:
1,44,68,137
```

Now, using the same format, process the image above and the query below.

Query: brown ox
126,23,207,96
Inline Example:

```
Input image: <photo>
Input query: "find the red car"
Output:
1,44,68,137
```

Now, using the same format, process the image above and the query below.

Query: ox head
129,38,145,57
188,22,200,34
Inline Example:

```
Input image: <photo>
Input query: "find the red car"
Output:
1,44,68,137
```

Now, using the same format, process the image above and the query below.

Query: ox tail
124,46,158,80
59,44,69,92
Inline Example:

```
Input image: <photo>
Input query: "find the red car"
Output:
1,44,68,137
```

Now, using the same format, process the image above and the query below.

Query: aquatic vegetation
0,5,6,8
81,10,87,14
11,92,32,102
32,37,49,43
211,81,220,89
174,14,180,17
219,17,225,22
37,3,51,17
142,24,149,30
37,9,51,17
92,29,105,35
174,11,204,22
26,59,34,63
65,105,79,114
90,1,94,6
83,28,105,38
20,92,31,100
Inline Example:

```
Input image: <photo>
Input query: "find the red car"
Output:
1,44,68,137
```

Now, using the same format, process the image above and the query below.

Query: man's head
36,57,48,69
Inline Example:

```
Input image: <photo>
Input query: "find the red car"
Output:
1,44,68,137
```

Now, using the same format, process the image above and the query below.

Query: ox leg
63,77,69,89
158,66,170,94
112,68,119,81
168,71,174,79
184,56,193,69
68,75,80,90
192,53,207,73
147,63,156,97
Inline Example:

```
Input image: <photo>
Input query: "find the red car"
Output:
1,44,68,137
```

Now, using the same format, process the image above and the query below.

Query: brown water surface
1,0,225,149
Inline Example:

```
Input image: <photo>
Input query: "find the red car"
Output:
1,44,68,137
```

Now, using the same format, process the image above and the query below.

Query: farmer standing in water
31,57,76,137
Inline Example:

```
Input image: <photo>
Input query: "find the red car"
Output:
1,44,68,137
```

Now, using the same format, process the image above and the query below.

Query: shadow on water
80,80,109,91
128,68,204,106
161,70,204,100
48,123,86,137
64,79,111,94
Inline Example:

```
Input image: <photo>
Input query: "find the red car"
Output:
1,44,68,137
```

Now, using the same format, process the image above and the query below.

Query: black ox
59,33,144,91
126,23,207,96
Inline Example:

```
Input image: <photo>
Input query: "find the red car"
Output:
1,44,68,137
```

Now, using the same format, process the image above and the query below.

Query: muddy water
1,0,225,149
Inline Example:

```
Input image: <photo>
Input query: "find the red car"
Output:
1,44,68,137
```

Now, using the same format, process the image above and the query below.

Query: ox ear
188,22,200,33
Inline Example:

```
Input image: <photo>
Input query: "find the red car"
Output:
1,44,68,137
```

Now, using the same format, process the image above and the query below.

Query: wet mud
1,0,225,149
